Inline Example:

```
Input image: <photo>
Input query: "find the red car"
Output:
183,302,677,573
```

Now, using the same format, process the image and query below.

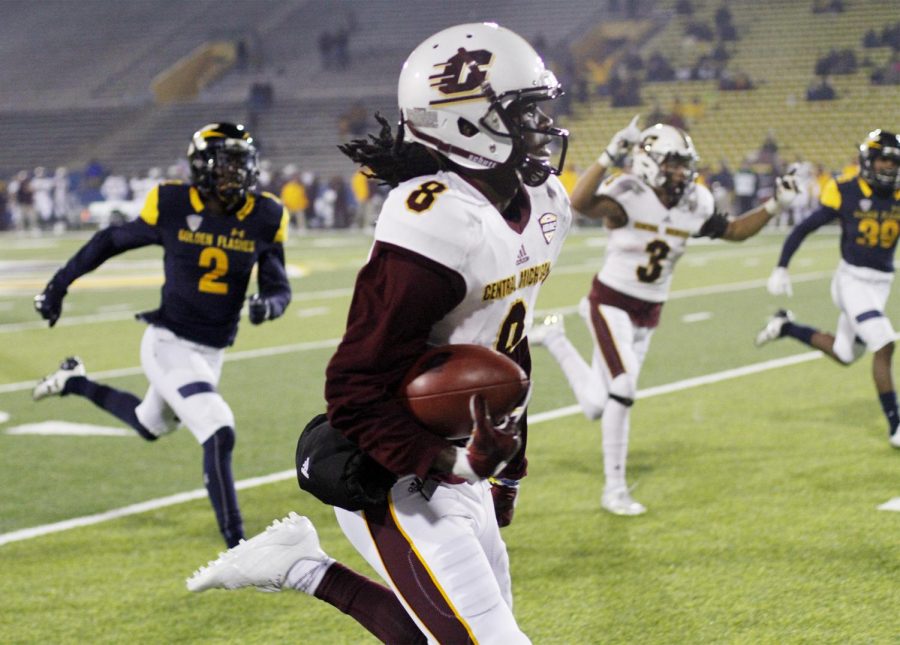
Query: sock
64,376,157,441
285,555,336,595
782,322,816,345
602,400,630,491
879,391,899,436
543,333,608,420
202,427,244,547
314,562,426,644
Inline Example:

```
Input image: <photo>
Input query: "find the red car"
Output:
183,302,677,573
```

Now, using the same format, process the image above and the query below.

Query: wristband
763,197,779,216
597,150,615,167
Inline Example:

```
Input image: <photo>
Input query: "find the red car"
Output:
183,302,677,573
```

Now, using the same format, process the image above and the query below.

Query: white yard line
0,349,825,546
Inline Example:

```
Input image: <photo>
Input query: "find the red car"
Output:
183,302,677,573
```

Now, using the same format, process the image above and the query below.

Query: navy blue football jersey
779,177,900,272
50,182,291,347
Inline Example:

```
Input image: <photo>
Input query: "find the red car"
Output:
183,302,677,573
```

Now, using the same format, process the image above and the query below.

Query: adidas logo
515,244,530,266
300,456,310,479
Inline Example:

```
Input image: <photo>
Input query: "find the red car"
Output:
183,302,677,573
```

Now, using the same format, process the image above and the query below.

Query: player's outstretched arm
570,115,641,218
722,171,800,241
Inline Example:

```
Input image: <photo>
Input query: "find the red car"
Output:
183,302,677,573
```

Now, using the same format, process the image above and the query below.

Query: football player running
756,130,900,447
32,123,291,547
530,118,799,516
186,23,570,643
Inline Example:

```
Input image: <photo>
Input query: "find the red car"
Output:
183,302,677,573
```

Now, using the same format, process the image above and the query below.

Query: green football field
2,226,899,644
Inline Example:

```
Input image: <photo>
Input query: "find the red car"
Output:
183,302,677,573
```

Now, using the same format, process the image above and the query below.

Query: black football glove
247,294,271,325
34,282,67,327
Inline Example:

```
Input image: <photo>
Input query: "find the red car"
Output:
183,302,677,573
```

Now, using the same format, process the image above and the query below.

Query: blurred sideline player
32,123,292,547
757,129,900,447
531,117,799,515
186,23,571,643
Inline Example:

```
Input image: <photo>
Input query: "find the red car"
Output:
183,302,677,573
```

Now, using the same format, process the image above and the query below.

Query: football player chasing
186,23,571,644
32,123,292,548
756,129,900,447
530,117,799,516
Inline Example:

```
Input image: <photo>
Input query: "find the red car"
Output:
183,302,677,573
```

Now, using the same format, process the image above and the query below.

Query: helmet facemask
478,84,569,187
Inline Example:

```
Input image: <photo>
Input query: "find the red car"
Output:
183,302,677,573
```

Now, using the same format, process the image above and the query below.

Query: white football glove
766,267,793,297
598,114,641,167
763,171,800,215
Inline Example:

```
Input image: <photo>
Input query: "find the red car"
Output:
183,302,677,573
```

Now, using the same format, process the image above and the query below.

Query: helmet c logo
429,48,493,99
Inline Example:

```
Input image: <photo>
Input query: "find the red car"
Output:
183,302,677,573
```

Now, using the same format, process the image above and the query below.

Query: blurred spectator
806,76,836,100
714,4,737,41
812,0,844,13
279,165,308,230
339,102,368,137
31,166,55,230
733,160,758,213
558,163,578,197
645,51,675,82
718,68,755,90
12,170,38,231
710,160,735,214
0,179,10,231
870,50,900,85
757,131,780,166
815,48,857,76
329,175,357,229
675,0,694,15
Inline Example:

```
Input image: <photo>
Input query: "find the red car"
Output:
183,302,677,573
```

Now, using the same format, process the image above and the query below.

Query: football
399,344,530,440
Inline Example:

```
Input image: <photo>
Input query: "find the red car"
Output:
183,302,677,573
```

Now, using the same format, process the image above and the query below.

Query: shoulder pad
820,178,841,210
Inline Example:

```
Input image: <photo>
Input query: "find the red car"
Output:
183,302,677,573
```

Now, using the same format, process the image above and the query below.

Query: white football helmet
632,124,699,202
398,22,568,186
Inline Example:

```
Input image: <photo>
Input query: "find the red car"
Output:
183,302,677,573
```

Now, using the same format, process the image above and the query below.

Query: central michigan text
482,261,551,301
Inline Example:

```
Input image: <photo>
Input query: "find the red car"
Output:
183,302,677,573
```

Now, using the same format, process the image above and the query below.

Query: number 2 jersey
777,176,900,274
326,170,572,479
47,182,291,348
596,173,716,303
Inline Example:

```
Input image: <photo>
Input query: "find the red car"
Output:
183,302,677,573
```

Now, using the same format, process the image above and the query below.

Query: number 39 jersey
596,173,715,303
375,171,572,352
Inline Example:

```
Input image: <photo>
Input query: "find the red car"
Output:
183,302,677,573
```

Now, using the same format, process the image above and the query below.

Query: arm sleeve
50,218,160,289
776,206,836,267
256,243,292,320
325,242,467,479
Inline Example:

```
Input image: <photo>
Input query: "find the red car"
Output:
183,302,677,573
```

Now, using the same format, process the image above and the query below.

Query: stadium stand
1,0,896,188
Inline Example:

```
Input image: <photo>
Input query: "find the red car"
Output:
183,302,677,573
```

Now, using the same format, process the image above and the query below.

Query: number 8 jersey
596,173,715,303
375,170,572,351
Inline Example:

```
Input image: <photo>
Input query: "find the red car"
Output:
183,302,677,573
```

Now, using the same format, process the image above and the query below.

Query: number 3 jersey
48,182,291,348
595,173,715,303
375,171,572,350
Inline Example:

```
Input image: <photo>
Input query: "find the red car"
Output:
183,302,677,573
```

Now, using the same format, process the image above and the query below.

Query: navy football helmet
188,123,259,209
859,129,900,192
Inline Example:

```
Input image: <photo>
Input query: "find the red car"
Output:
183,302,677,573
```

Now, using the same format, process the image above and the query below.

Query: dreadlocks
338,113,443,188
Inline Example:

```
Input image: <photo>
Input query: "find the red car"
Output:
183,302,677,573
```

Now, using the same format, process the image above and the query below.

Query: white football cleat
890,426,900,449
529,313,565,346
601,486,647,516
754,309,794,347
186,512,329,593
32,357,86,401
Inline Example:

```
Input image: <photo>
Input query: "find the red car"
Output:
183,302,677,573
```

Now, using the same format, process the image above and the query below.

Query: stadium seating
564,0,900,174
